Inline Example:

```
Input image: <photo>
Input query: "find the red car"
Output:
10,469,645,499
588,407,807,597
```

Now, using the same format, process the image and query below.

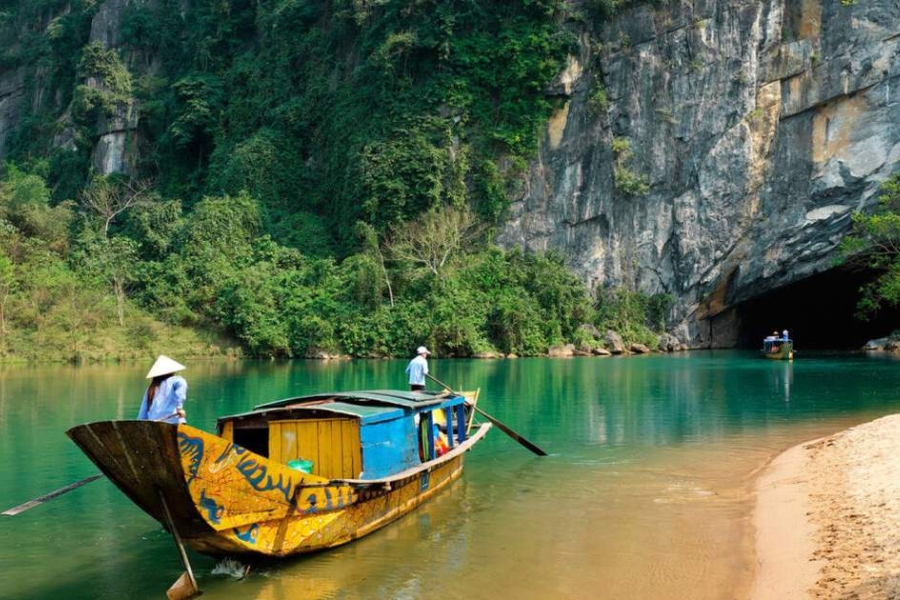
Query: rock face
499,0,900,347
86,0,142,176
0,68,25,161
1,0,142,175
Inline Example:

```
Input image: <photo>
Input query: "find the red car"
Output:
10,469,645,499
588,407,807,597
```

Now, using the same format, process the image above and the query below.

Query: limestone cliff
499,0,900,346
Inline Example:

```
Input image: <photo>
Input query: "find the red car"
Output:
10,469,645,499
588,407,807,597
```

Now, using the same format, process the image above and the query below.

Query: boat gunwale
328,421,491,487
67,419,491,491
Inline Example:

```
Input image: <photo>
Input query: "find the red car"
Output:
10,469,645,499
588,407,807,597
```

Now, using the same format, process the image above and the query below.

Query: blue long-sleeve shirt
137,375,187,423
406,355,428,386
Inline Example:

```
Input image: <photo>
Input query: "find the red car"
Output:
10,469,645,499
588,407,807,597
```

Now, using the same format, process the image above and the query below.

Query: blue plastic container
287,459,314,474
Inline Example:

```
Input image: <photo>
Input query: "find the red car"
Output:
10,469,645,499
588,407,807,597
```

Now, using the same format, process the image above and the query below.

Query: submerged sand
752,414,900,599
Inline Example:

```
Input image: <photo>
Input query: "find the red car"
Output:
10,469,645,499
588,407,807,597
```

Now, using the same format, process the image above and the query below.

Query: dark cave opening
730,268,900,350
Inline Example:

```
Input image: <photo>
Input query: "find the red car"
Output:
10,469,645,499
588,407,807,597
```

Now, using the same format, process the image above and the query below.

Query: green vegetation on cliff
840,173,900,322
0,0,666,361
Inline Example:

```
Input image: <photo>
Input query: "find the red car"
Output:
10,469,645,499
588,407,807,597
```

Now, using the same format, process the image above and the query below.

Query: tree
0,250,16,350
74,233,139,327
839,173,900,320
355,221,394,307
385,204,482,277
80,176,155,238
0,164,74,254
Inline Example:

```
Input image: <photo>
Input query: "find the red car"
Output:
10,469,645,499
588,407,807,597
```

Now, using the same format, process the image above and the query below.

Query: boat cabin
215,391,471,480
762,338,792,353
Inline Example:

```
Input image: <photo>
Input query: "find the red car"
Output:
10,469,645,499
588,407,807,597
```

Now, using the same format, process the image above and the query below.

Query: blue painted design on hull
214,442,247,464
236,456,293,502
305,493,318,514
177,433,204,486
234,523,259,543
199,489,224,523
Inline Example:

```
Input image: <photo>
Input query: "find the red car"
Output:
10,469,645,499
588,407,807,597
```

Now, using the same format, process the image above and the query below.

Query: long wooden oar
2,413,182,517
426,373,548,456
159,490,200,599
2,474,104,516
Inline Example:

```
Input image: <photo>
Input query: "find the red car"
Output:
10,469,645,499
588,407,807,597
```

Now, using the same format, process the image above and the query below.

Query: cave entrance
730,267,900,349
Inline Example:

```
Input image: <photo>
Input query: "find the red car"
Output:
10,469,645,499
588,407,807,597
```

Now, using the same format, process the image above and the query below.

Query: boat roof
253,390,453,410
217,390,460,426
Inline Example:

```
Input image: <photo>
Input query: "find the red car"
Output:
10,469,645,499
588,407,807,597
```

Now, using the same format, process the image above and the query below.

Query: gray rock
658,333,682,352
547,344,576,357
0,68,25,161
498,0,900,348
863,337,889,350
605,330,626,354
579,323,603,340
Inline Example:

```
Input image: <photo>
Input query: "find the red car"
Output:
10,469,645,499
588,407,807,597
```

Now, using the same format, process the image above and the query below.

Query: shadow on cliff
732,268,900,349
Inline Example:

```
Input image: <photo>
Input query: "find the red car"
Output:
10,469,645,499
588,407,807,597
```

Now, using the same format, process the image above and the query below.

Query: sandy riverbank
752,414,900,599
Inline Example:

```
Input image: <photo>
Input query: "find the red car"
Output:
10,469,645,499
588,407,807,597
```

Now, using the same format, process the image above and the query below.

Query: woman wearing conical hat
137,355,188,423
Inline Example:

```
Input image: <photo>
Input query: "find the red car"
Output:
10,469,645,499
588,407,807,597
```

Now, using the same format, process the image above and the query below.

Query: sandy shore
752,414,900,599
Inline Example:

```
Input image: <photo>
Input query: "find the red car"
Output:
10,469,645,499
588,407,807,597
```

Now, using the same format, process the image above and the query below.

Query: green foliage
4,0,578,240
0,163,73,253
587,79,609,115
646,293,675,332
839,173,900,320
0,164,218,361
0,2,668,362
595,286,661,346
359,118,467,229
611,137,650,196
78,42,133,99
167,75,224,151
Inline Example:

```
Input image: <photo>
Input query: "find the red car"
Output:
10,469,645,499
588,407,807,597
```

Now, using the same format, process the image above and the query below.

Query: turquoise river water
1,351,899,599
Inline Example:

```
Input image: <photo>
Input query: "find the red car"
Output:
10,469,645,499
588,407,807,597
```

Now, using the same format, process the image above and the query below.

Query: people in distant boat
763,331,777,352
138,355,188,424
406,346,430,391
782,329,789,340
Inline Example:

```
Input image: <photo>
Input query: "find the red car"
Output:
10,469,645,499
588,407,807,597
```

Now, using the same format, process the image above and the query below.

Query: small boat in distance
761,335,794,360
67,389,490,558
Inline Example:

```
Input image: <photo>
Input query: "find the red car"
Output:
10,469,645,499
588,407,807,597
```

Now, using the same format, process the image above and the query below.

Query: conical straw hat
146,355,186,379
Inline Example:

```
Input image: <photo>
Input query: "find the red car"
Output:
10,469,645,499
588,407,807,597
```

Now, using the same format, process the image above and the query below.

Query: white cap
146,355,186,379
417,346,430,355
782,330,788,335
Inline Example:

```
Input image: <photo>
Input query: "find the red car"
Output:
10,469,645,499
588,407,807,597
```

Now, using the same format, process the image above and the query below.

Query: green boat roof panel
299,401,405,424
253,390,451,411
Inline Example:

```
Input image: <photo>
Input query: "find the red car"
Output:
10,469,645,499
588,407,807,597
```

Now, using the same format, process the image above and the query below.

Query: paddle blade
474,406,548,456
167,572,200,600
2,474,104,516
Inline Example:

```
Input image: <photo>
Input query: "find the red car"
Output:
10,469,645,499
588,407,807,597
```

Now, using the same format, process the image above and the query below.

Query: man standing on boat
138,355,188,423
406,346,430,391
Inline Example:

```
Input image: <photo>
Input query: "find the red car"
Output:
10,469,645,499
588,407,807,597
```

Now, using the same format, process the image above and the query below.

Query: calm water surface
1,352,899,599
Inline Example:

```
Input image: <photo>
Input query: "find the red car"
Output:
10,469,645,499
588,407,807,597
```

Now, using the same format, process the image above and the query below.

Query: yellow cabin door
269,418,361,479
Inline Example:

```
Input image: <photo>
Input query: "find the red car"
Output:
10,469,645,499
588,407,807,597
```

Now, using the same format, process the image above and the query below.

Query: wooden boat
67,389,490,558
761,338,793,360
